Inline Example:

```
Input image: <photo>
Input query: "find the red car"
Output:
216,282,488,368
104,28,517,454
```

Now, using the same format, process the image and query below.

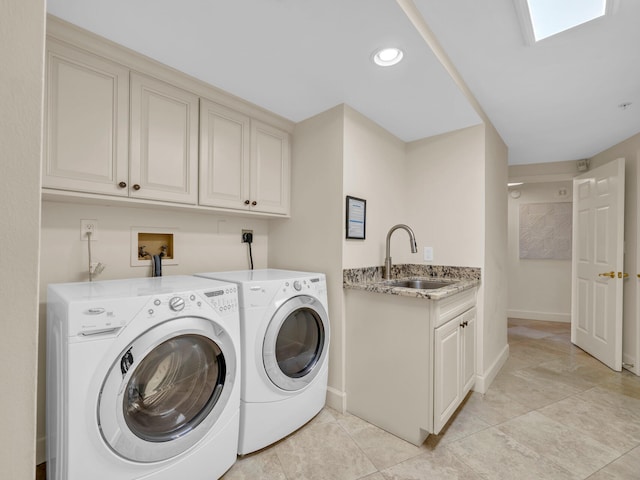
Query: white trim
508,309,570,323
325,386,346,413
473,343,509,394
513,0,536,46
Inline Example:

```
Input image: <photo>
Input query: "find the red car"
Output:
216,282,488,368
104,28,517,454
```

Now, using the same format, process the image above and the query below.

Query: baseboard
36,434,46,465
325,386,346,413
508,309,570,323
473,343,509,394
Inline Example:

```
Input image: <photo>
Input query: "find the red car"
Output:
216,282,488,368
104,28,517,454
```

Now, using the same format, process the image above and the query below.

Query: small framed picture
346,196,366,239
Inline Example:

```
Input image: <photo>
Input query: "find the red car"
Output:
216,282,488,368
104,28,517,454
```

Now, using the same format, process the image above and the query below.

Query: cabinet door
250,120,290,215
44,39,129,196
433,317,461,434
130,72,198,204
461,308,477,396
199,99,251,209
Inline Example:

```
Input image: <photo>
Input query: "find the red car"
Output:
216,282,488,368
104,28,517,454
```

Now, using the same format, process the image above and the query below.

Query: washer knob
293,280,302,291
169,296,185,312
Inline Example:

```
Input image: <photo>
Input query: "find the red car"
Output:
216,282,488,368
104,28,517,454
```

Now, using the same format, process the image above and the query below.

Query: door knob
133,184,141,191
118,181,127,188
598,271,616,278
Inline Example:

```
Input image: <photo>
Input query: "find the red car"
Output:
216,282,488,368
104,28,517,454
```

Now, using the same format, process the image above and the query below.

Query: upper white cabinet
130,73,198,204
199,99,250,209
250,120,290,215
44,39,129,196
200,99,290,215
43,18,293,216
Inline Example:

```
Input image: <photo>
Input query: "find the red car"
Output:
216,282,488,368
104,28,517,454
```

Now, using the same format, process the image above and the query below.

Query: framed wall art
346,196,366,239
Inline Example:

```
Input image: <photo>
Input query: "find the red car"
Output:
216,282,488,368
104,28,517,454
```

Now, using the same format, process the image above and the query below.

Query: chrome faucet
384,224,418,280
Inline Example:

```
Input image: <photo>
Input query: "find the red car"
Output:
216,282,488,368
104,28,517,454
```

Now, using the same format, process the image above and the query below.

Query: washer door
98,316,236,463
263,295,329,391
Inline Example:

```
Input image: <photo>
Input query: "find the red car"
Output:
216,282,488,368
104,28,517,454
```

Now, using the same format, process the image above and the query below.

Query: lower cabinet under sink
344,287,477,445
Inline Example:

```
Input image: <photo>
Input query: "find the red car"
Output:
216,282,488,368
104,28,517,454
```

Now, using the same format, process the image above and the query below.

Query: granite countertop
343,264,481,300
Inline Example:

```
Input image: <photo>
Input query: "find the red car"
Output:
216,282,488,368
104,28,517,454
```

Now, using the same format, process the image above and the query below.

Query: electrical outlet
81,219,98,240
241,229,253,243
424,246,433,261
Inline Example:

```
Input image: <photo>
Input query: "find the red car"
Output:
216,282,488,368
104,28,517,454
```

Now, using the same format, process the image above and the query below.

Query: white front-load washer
195,269,330,455
46,275,240,480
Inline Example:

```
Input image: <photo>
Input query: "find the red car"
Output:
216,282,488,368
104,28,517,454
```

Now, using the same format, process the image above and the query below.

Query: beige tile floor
222,319,640,480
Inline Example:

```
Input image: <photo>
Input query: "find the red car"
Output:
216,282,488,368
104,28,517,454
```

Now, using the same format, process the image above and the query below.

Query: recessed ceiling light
372,47,404,67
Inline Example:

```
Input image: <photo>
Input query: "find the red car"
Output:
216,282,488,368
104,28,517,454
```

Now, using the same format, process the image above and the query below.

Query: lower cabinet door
433,317,461,433
461,308,477,396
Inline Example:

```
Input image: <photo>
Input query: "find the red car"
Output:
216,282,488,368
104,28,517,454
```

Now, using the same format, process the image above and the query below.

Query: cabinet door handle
118,181,127,188
251,201,257,206
244,200,250,205
133,184,141,191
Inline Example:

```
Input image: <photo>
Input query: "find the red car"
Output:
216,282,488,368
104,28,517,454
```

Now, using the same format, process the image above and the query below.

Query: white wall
342,105,409,268
270,105,410,410
405,123,510,393
507,181,573,322
36,201,268,461
0,1,45,478
268,105,346,408
405,125,484,267
481,122,509,391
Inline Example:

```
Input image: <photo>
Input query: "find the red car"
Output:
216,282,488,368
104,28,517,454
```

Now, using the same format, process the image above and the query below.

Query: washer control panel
204,286,239,314
142,286,238,322
139,288,239,319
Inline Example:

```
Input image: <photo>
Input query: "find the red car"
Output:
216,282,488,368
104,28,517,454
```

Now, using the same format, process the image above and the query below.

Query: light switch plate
424,247,433,261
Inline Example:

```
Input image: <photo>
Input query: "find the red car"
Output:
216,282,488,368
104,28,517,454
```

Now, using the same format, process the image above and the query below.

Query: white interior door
572,158,625,371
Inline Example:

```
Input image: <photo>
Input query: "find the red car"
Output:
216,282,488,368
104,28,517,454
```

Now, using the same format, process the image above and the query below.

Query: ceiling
46,0,640,165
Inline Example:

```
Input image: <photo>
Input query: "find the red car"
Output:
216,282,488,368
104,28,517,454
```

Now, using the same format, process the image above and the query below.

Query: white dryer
195,269,330,455
46,275,240,480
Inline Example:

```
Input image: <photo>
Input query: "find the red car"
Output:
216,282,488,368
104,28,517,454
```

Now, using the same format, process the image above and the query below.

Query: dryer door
263,295,330,391
98,316,237,463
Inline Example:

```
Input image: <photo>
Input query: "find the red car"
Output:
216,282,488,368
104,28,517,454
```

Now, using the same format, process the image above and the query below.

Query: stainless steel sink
384,279,453,290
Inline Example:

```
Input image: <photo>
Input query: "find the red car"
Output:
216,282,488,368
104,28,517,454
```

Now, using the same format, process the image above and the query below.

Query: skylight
515,0,609,43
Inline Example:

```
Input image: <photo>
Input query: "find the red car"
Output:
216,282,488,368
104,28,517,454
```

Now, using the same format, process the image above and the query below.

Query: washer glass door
124,334,223,442
98,316,236,462
263,295,329,391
